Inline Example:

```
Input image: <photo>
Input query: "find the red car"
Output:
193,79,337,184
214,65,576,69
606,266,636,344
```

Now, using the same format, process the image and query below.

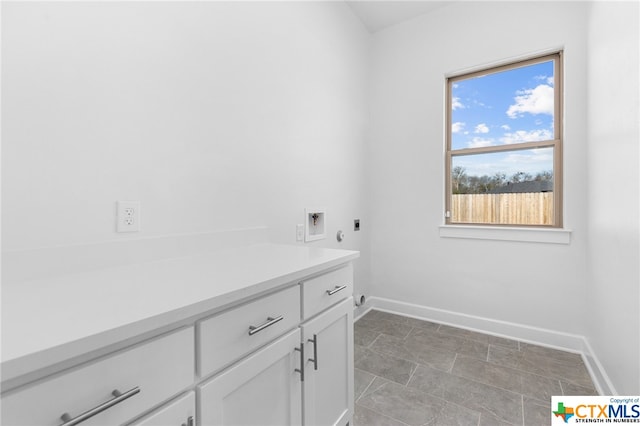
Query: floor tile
452,354,562,401
408,364,524,425
523,396,550,426
363,310,440,331
354,344,367,364
452,354,523,393
560,380,598,396
354,346,418,385
356,317,414,339
520,343,583,364
358,377,447,426
519,370,563,402
438,324,519,349
479,412,521,426
354,368,376,401
353,404,409,426
488,344,593,389
436,403,482,426
358,377,480,426
354,324,379,347
370,333,458,372
352,310,597,426
410,327,489,361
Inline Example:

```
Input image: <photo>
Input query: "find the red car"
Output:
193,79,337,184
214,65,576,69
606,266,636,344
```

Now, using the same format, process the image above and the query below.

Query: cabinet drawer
301,264,353,320
198,285,300,377
128,391,195,426
1,327,194,426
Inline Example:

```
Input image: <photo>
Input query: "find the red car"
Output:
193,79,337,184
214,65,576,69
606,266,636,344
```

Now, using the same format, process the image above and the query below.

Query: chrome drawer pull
308,334,318,371
295,343,305,381
59,386,140,426
326,285,347,296
248,315,284,336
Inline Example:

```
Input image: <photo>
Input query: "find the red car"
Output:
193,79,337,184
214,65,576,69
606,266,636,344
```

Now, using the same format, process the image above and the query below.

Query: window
445,52,562,227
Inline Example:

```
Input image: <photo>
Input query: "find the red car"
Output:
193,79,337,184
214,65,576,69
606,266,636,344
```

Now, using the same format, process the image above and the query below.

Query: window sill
439,225,571,244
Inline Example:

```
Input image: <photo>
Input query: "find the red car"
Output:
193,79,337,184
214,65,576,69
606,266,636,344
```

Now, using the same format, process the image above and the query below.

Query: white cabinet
1,327,194,426
128,392,195,426
198,329,303,426
2,254,355,426
301,298,354,426
197,264,355,426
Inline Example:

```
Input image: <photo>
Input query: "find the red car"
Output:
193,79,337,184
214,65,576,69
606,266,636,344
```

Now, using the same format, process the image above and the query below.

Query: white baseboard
359,296,616,395
580,338,617,395
353,305,373,322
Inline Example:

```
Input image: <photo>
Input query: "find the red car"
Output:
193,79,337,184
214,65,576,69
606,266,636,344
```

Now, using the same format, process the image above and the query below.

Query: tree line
452,167,553,194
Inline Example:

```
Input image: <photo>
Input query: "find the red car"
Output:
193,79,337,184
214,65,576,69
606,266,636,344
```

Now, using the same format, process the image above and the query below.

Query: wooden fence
451,192,553,225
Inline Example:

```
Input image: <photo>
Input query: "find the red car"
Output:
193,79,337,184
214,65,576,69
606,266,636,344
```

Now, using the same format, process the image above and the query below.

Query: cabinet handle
59,387,140,426
182,415,195,426
248,315,283,336
295,343,304,381
307,334,318,370
326,285,347,296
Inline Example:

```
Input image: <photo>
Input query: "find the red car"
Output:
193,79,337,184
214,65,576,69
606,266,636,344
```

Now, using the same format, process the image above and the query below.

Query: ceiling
345,1,451,33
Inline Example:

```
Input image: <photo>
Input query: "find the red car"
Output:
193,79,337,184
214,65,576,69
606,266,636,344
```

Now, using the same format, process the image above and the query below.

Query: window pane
451,60,555,150
450,148,554,225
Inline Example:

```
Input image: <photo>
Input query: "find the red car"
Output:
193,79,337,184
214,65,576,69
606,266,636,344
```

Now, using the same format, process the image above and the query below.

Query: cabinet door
301,298,354,426
198,329,302,426
128,392,195,426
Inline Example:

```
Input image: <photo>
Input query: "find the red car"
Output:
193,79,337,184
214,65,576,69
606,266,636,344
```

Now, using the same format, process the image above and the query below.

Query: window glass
451,61,555,150
451,148,554,225
446,53,562,227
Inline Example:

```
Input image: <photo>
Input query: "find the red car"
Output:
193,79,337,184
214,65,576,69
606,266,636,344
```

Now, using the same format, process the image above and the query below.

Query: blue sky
451,60,555,177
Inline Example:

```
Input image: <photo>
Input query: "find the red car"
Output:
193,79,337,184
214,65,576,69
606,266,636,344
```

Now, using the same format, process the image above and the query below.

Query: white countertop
1,243,359,384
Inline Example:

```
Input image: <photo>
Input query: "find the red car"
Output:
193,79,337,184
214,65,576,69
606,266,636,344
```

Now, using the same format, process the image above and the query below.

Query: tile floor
353,309,597,426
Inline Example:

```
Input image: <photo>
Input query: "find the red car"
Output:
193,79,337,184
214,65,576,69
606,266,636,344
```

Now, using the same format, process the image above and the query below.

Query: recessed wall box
305,208,326,242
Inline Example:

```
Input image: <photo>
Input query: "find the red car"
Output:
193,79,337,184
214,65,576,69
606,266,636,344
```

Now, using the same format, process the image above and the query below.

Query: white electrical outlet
117,201,140,232
296,224,304,241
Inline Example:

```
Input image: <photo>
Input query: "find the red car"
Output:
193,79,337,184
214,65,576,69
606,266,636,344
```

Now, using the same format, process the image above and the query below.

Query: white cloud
504,151,553,165
468,137,494,148
452,122,465,133
452,97,465,110
506,84,554,118
534,75,554,87
500,129,553,144
474,123,489,134
501,124,511,130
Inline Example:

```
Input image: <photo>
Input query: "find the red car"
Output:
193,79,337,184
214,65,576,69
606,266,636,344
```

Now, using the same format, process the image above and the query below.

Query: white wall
368,1,590,335
1,2,371,291
4,0,638,393
586,1,640,394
